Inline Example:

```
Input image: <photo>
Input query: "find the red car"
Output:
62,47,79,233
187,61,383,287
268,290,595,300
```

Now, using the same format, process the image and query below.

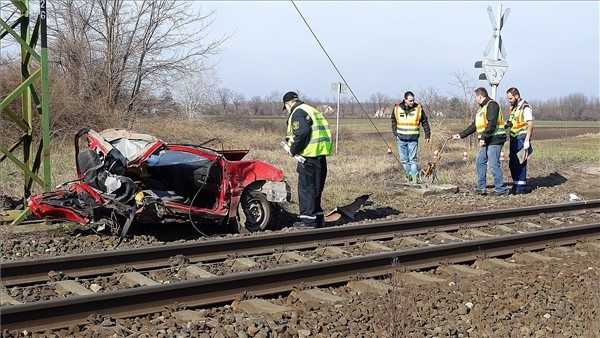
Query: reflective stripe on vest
509,101,530,137
393,104,421,136
286,103,332,157
475,101,505,137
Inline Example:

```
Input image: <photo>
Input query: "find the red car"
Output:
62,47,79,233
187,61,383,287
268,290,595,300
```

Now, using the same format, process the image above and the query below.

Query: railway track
1,200,600,331
2,222,600,331
2,199,599,287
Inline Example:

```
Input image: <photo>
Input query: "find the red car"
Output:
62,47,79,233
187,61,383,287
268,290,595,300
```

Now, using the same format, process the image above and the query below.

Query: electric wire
289,0,401,165
188,162,214,238
188,185,208,238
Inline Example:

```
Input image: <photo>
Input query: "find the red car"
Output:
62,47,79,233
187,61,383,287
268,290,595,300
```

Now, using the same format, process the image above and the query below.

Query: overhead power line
289,0,401,165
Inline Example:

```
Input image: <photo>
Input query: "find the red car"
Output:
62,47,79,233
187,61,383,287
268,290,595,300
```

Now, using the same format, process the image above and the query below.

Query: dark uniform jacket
287,101,312,156
459,97,506,145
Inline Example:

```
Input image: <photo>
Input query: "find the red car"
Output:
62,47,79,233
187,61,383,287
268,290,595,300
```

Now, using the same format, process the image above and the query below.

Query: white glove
523,140,530,150
280,141,292,155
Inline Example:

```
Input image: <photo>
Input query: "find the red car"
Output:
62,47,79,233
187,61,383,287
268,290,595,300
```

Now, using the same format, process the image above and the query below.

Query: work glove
504,121,513,129
523,139,530,150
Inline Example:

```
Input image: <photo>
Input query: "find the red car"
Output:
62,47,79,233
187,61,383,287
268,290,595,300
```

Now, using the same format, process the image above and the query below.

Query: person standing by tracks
452,87,509,196
283,91,332,228
391,91,431,184
505,87,534,194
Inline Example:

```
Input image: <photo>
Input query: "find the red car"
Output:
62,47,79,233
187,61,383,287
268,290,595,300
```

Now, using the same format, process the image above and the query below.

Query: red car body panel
28,129,288,230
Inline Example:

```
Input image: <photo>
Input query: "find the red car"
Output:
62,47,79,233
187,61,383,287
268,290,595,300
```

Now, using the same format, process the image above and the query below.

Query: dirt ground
1,118,600,337
5,244,600,337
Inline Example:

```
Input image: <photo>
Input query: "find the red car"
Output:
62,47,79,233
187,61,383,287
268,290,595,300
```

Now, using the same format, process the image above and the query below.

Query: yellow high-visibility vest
475,101,505,137
286,103,332,157
509,101,530,137
393,104,421,136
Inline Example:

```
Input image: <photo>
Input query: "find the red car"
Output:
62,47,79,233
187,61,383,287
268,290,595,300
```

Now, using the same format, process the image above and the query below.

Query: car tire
237,190,271,233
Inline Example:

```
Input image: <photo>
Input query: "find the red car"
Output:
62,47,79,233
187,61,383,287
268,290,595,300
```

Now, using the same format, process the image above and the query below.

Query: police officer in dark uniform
282,91,332,228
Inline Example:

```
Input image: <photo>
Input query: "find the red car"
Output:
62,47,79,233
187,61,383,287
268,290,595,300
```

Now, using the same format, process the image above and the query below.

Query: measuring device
420,136,451,184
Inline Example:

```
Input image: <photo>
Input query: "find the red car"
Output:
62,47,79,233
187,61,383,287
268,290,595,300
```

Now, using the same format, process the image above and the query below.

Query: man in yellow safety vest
505,87,534,194
452,87,509,196
283,91,332,228
391,91,431,184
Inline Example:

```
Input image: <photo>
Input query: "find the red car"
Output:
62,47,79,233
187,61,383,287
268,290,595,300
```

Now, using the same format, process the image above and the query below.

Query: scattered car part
325,194,371,224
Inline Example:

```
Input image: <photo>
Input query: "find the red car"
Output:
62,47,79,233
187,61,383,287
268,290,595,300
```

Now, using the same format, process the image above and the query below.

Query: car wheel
237,190,271,233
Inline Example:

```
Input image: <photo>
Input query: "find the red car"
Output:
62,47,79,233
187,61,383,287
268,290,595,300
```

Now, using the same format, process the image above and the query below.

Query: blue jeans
476,144,508,193
509,135,533,192
396,137,419,178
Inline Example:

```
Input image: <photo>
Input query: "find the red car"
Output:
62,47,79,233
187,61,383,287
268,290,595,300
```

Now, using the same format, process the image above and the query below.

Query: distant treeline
178,88,599,121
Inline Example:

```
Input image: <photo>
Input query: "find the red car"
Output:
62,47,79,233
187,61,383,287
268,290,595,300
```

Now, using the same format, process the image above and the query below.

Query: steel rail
2,222,600,331
2,199,599,287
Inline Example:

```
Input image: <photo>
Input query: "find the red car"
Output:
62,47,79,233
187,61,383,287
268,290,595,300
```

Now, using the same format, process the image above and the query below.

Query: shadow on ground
527,172,568,189
98,203,403,243
127,219,235,241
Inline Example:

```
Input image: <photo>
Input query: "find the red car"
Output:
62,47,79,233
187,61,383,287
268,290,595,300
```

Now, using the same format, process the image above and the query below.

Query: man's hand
280,140,293,156
479,139,486,147
504,121,513,130
451,134,461,140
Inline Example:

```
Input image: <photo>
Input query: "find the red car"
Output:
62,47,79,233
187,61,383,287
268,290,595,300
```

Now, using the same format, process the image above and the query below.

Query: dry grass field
2,116,599,218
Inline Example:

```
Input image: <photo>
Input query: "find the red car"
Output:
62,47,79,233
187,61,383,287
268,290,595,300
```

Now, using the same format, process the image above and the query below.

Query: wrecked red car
28,128,290,237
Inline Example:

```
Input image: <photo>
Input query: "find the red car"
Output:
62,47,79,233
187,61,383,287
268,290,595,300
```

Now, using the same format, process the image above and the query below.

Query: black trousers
297,156,327,224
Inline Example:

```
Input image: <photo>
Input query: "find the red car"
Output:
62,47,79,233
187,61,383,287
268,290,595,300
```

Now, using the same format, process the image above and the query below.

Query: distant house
431,110,445,118
374,106,392,118
318,104,335,115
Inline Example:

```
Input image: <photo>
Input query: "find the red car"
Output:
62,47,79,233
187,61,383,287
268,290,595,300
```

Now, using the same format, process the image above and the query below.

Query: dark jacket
459,97,506,145
287,101,312,156
390,101,431,142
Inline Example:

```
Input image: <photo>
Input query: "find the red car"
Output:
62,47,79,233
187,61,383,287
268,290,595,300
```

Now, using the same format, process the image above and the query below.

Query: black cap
282,91,299,110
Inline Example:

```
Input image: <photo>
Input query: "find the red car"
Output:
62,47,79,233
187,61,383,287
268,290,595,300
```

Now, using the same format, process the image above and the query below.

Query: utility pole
475,2,510,100
331,82,346,154
0,0,52,225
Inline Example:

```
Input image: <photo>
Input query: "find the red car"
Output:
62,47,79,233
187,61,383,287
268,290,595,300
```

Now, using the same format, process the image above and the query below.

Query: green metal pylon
0,0,52,225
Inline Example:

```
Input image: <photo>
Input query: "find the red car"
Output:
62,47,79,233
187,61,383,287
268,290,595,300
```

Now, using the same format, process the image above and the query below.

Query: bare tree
216,87,232,114
417,87,448,117
249,96,263,115
450,71,478,147
48,0,225,125
175,71,218,119
231,91,245,113
264,91,282,116
369,92,391,115
561,93,588,120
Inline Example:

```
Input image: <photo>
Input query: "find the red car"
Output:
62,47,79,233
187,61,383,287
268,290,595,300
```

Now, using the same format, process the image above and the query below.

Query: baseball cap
282,91,299,110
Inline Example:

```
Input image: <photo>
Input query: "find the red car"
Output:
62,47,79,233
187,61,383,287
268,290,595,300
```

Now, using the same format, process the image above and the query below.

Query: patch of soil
533,127,600,140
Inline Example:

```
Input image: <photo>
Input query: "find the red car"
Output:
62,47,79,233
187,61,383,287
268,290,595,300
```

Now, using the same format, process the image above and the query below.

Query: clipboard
516,148,529,164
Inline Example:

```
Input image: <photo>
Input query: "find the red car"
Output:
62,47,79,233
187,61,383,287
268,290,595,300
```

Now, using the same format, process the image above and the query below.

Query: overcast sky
199,1,599,101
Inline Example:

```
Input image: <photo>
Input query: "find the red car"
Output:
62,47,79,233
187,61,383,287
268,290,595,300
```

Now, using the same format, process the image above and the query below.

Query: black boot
316,214,325,228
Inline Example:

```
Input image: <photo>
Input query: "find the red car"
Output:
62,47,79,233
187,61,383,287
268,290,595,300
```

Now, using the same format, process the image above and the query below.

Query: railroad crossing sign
330,82,347,154
330,82,348,95
475,3,510,97
475,59,508,85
